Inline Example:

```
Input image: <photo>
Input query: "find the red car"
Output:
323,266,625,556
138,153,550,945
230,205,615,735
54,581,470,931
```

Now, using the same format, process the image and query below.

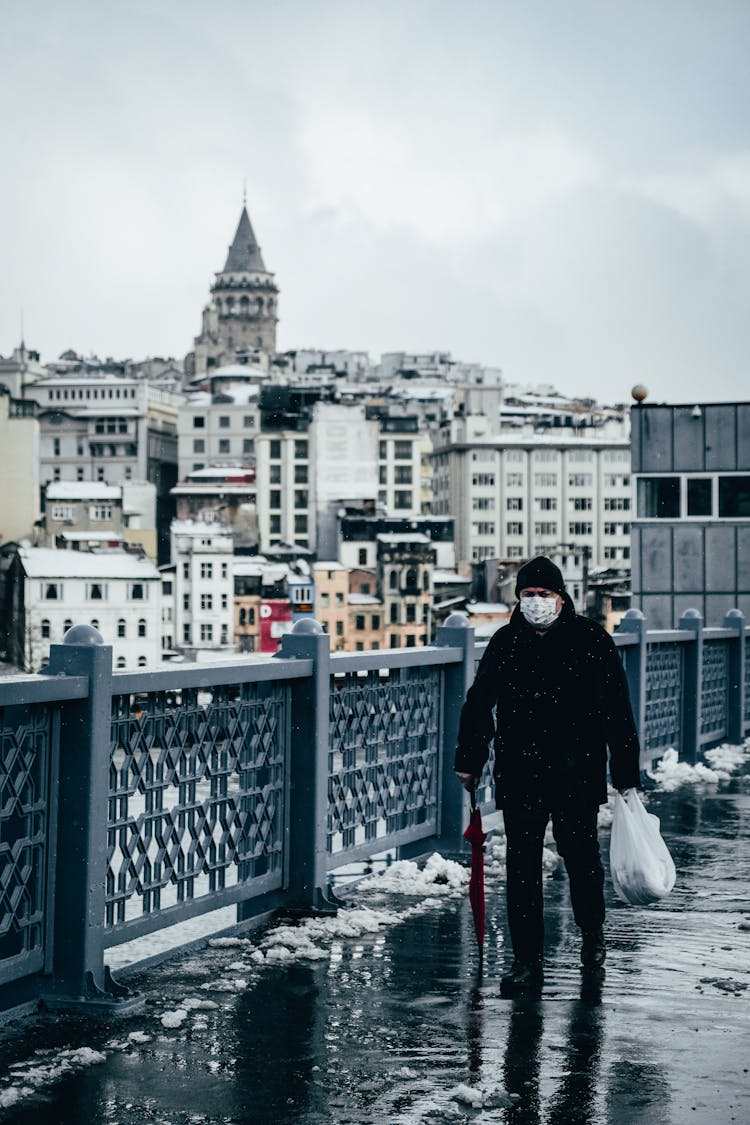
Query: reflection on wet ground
0,778,749,1124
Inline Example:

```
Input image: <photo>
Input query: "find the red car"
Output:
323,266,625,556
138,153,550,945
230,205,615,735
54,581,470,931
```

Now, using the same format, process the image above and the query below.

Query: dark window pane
687,478,712,516
719,476,750,517
637,477,680,518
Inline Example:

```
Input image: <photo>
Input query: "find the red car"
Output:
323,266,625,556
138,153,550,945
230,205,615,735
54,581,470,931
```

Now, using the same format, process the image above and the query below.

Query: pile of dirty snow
647,740,750,792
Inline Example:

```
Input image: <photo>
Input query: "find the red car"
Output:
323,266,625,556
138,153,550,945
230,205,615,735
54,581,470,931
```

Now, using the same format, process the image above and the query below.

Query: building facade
631,400,750,626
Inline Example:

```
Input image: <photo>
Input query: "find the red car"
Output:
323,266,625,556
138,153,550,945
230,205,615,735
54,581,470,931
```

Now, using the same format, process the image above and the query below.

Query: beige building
0,390,41,545
377,533,435,648
313,563,349,651
347,593,384,651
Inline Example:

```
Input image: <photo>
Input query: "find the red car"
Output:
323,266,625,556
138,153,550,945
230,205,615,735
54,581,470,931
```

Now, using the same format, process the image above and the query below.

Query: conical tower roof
222,206,267,273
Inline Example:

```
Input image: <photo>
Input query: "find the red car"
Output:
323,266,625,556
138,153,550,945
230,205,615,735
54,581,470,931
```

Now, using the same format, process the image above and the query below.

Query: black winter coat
454,597,642,810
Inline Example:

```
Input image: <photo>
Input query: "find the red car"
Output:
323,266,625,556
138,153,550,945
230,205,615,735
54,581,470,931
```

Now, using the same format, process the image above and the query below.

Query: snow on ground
647,739,750,792
0,1047,106,1111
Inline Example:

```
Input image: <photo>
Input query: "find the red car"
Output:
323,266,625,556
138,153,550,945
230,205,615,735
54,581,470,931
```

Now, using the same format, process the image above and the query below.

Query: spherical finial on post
631,384,648,404
63,624,104,646
291,617,324,635
443,611,470,629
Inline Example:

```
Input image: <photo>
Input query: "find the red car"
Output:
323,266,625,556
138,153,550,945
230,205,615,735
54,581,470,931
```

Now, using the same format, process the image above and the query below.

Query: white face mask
520,595,560,629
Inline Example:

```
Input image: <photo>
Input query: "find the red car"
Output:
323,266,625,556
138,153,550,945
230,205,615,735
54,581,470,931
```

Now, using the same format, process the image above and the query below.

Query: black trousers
503,804,605,963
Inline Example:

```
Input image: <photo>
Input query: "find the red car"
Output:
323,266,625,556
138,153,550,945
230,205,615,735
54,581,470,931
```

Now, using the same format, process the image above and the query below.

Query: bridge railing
0,608,746,1018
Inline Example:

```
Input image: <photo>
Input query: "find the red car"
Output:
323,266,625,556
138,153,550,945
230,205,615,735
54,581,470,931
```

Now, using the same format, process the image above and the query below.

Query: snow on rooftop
59,531,123,542
46,482,121,500
376,533,431,544
171,519,232,536
433,569,471,584
19,547,159,579
466,601,510,615
348,593,381,606
313,561,348,571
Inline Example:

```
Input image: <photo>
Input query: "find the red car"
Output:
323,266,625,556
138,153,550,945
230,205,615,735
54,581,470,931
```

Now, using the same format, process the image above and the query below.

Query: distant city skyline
2,0,749,404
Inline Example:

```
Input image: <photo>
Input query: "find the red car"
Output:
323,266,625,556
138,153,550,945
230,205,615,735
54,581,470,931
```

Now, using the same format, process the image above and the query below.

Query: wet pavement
1,773,749,1125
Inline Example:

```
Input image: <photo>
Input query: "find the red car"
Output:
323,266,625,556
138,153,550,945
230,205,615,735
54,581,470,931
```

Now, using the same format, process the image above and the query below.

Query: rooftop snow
46,483,121,500
348,593,381,605
19,548,160,579
433,570,471,584
376,533,432,544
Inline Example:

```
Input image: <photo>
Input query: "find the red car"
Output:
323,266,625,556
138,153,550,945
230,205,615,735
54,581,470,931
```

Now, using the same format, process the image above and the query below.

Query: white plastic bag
609,790,676,905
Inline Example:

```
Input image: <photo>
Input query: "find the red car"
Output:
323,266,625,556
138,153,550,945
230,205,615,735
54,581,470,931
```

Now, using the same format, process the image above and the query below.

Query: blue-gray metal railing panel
326,662,442,867
700,639,730,745
105,676,289,945
644,641,684,757
0,699,58,987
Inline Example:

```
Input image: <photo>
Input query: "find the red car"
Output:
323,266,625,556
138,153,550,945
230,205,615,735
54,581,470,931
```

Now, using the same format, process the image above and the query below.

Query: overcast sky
1,0,748,403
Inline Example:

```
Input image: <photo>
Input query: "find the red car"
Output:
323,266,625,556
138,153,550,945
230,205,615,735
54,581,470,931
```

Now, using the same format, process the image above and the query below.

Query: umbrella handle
470,787,477,813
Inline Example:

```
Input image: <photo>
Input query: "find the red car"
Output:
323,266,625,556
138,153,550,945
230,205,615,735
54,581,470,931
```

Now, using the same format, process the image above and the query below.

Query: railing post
42,625,140,1011
724,609,745,745
615,609,647,756
435,612,475,848
679,609,703,764
275,619,337,914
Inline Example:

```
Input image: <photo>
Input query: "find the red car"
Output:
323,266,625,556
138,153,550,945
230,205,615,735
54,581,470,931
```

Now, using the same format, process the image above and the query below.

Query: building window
136,656,146,667
218,416,230,429
394,466,412,484
637,477,680,518
718,476,750,517
537,498,557,511
406,604,417,623
63,618,72,633
358,548,367,565
41,618,51,638
243,438,254,454
163,580,173,594
572,497,593,511
51,505,75,521
390,603,399,624
320,592,329,608
294,439,308,459
183,562,189,579
193,416,205,428
89,505,113,521
269,490,281,509
218,439,231,454
394,440,412,459
221,593,228,610
394,490,412,510
183,624,191,643
604,497,631,511
270,439,281,459
200,593,213,610
244,415,255,428
506,522,523,536
294,514,307,534
43,583,61,600
379,441,387,460
568,473,593,488
269,464,281,484
335,592,344,607
269,514,281,535
117,619,126,637
200,562,213,579
506,473,523,487
534,473,557,487
294,464,308,484
568,522,593,536
356,615,366,630
534,521,557,536
221,562,228,578
193,439,205,453
137,619,147,637
87,583,106,600
406,634,416,647
471,474,495,487
506,498,523,511
335,621,344,636
116,656,126,669
372,614,381,630
77,467,85,481
200,624,213,642
130,583,146,600
294,490,308,508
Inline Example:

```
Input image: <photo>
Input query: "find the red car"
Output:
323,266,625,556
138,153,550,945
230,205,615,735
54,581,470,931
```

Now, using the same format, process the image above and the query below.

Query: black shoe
581,927,606,969
501,958,544,996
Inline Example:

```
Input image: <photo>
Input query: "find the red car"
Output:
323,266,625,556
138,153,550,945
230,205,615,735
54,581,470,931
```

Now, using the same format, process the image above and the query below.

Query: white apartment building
377,423,424,518
431,420,632,568
177,378,261,480
9,546,161,672
171,521,234,653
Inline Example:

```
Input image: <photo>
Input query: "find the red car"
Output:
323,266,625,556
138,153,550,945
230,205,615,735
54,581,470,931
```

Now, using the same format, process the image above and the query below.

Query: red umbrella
463,788,487,950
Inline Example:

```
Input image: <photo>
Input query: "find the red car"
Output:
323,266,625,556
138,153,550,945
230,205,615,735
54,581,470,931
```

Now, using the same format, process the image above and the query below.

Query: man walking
455,556,641,994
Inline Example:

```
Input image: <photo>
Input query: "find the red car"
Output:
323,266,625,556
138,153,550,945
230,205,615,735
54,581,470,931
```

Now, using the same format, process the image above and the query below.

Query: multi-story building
1,545,161,672
312,563,349,650
377,533,435,648
376,416,424,519
177,369,263,479
44,481,158,561
187,206,279,376
22,367,180,563
631,399,750,626
0,389,40,545
347,592,384,651
171,521,234,655
170,468,258,550
0,342,47,398
431,414,631,568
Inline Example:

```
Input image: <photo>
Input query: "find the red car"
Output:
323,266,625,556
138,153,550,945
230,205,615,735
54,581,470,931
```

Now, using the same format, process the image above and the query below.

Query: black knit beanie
514,556,566,599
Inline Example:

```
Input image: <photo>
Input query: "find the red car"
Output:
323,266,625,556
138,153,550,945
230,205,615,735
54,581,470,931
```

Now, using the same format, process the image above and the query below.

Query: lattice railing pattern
700,641,729,741
328,667,440,854
107,682,286,928
0,703,51,973
644,643,683,754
